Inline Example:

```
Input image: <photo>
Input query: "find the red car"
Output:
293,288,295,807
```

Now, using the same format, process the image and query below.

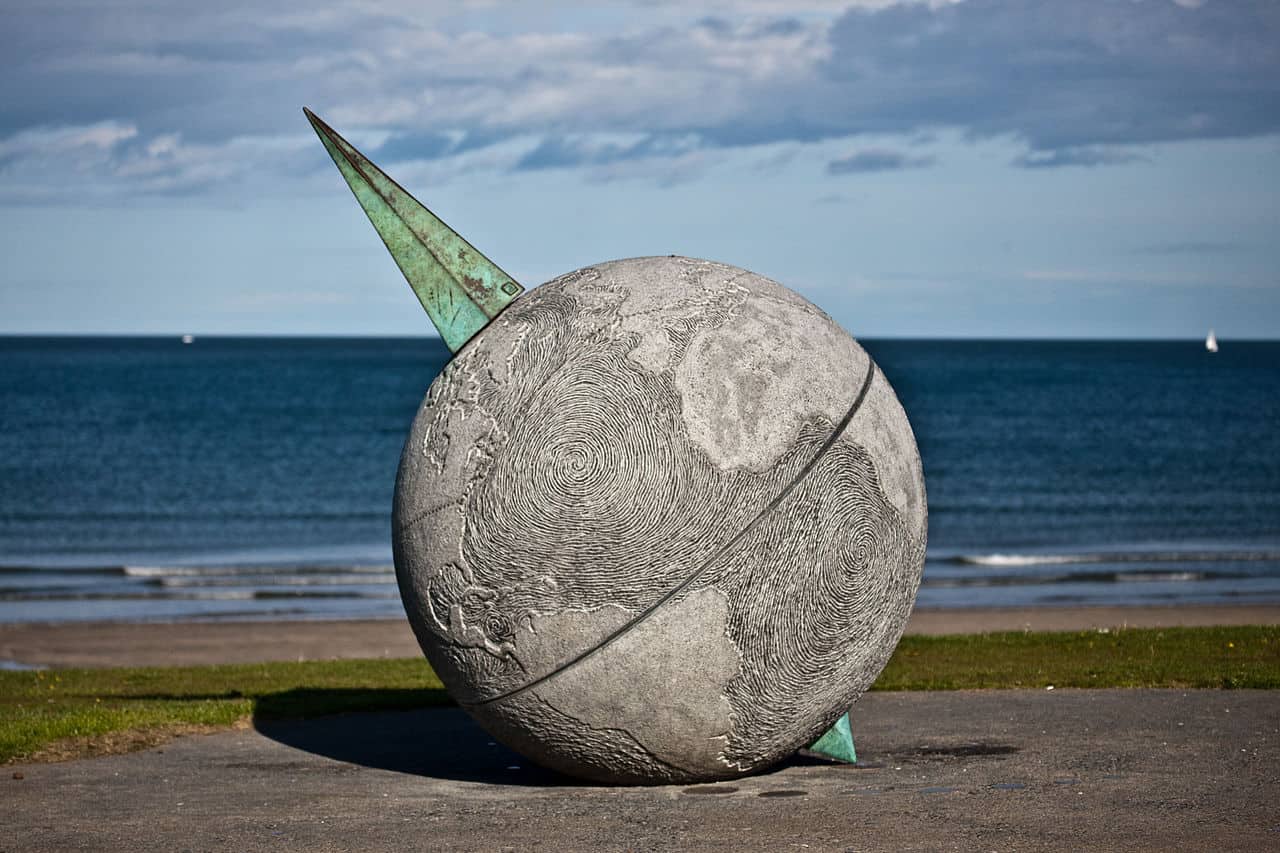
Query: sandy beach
3,604,1277,669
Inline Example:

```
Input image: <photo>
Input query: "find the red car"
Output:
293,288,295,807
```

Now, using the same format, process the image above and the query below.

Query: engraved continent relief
392,256,927,783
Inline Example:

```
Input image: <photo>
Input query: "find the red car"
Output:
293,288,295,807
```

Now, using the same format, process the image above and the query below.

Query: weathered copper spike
304,107,524,352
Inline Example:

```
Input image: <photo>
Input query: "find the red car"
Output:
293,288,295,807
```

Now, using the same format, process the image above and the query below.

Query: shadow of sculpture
253,688,870,787
253,689,578,786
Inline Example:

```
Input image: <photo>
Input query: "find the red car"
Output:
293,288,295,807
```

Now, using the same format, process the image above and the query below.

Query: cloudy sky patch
0,0,1276,336
828,148,935,174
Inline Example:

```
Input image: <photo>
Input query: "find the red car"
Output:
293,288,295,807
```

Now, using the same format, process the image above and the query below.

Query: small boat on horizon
1205,329,1218,353
181,334,194,345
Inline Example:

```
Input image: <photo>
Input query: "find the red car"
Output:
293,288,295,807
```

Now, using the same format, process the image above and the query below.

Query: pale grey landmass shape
392,256,927,784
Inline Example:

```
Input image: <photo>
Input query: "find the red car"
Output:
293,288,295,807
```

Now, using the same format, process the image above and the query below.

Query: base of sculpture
807,712,857,764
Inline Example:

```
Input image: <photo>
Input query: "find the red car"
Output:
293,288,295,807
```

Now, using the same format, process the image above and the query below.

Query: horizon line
2,332,1275,343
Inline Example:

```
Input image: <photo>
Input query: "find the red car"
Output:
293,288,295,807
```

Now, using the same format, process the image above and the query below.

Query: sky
1,0,1277,338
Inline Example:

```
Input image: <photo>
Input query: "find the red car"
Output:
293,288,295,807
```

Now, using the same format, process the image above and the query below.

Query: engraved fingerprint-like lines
466,367,876,709
463,334,743,617
459,280,776,621
713,434,921,767
399,277,774,702
406,267,911,736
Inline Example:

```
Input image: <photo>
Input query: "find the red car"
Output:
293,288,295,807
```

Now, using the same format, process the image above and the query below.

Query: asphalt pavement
4,690,1277,852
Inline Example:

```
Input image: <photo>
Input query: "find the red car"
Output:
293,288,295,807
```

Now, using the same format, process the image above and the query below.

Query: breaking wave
950,550,1280,568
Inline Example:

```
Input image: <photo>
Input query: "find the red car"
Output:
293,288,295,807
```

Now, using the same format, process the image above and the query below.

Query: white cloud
1020,268,1223,287
0,0,1275,202
0,122,316,203
0,122,137,160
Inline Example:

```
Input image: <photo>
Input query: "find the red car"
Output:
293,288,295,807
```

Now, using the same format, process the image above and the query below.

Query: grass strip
2,625,1276,765
1,658,447,765
874,625,1279,690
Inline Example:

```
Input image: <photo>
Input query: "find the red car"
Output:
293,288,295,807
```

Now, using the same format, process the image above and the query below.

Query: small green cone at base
807,712,856,764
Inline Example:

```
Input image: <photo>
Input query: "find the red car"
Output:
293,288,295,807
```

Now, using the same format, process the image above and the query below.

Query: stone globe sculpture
306,109,927,785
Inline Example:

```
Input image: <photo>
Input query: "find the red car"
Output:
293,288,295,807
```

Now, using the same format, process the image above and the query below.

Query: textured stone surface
392,256,927,783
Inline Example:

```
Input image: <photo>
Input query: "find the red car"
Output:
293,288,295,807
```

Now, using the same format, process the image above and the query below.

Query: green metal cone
807,712,856,764
304,107,523,352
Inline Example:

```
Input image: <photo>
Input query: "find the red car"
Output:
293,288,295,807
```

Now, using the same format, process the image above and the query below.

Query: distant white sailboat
1205,329,1218,353
181,334,194,345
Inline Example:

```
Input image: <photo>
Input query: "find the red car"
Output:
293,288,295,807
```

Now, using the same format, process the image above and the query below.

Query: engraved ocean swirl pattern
391,257,927,782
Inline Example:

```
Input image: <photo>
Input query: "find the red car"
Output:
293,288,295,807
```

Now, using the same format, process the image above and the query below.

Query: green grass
0,658,447,765
876,625,1280,691
2,626,1276,765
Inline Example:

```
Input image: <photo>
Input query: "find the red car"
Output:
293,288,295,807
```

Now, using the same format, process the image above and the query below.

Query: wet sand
2,604,1277,669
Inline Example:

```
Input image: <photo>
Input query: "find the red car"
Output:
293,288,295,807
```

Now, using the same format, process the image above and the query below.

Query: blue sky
1,0,1277,338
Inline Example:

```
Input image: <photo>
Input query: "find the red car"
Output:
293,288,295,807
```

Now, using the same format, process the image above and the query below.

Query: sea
1,336,1278,623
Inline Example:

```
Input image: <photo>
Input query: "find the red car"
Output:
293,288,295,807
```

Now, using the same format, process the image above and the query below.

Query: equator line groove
468,356,881,707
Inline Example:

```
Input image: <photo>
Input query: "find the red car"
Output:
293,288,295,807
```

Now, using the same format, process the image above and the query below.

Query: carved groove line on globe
468,355,881,708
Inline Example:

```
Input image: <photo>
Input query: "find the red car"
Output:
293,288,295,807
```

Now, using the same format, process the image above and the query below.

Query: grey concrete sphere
392,256,926,784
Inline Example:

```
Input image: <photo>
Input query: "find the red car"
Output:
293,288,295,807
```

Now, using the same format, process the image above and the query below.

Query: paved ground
5,604,1278,668
4,690,1277,851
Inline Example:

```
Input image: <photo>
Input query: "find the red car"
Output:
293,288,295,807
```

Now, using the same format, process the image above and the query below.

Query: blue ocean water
1,336,1277,622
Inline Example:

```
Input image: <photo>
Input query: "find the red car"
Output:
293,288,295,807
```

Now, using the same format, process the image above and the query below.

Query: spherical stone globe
392,256,926,785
